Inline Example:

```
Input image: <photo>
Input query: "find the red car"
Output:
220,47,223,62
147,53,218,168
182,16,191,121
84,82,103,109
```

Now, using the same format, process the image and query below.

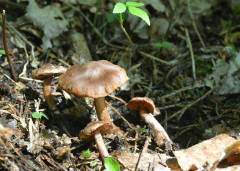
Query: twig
77,8,126,50
139,51,171,65
187,0,206,48
159,81,205,100
134,136,150,171
108,94,127,105
165,88,213,122
2,10,17,81
7,22,35,61
107,102,134,130
185,28,196,80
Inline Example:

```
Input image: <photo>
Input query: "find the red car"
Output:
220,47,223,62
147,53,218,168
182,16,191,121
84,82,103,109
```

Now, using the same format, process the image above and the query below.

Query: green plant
113,1,150,44
81,149,92,159
103,156,120,171
0,49,5,58
153,41,174,49
31,111,48,120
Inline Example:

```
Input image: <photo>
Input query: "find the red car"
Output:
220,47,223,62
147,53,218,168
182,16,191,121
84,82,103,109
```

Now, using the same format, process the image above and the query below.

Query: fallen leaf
218,141,240,168
25,0,68,50
173,134,236,171
114,151,171,171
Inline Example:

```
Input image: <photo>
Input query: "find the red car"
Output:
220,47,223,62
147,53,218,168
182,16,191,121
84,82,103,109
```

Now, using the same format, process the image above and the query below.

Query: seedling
81,149,92,159
31,111,48,120
104,156,121,171
0,49,5,58
113,1,150,43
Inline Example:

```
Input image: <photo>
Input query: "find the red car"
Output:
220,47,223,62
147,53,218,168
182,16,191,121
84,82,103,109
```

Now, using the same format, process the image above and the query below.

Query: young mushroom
79,121,112,159
32,64,67,110
127,97,172,146
58,60,128,125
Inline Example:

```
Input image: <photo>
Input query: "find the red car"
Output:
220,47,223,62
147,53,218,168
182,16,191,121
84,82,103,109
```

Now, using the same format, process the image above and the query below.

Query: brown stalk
2,10,17,81
94,97,111,122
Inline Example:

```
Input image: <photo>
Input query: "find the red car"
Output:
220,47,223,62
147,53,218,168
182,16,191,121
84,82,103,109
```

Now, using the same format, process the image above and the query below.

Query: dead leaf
25,0,68,50
70,32,92,64
218,141,240,168
173,134,237,171
215,165,240,171
205,52,240,95
114,151,171,171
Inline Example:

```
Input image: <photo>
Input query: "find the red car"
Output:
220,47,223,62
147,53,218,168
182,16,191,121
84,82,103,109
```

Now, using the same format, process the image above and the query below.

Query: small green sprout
81,149,92,159
31,111,48,120
0,49,5,58
113,1,150,26
112,1,150,44
104,156,120,171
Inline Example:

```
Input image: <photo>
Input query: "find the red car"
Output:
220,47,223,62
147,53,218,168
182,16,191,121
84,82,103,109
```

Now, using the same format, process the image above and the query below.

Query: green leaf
126,1,144,7
32,112,48,120
128,6,150,25
104,156,120,171
153,41,174,49
0,49,5,58
81,149,92,159
113,2,127,13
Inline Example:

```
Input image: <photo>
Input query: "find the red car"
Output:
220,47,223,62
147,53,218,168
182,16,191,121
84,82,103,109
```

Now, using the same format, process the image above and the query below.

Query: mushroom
127,97,172,146
80,121,112,159
32,64,67,110
58,60,128,124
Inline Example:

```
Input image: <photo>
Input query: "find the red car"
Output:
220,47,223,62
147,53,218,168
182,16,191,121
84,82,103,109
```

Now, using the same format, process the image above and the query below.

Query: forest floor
0,0,240,170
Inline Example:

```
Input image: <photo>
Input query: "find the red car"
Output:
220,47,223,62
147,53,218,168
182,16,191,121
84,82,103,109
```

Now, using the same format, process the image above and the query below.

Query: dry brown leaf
114,151,171,171
173,134,237,171
0,125,15,139
218,141,240,168
215,165,240,171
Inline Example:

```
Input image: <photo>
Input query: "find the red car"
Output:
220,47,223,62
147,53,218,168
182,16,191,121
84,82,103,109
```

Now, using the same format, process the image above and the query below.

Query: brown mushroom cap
32,64,67,80
58,60,128,98
79,121,112,140
127,97,156,113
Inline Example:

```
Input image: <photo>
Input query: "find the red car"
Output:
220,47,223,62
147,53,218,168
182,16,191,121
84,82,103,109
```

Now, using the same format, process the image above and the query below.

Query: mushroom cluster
33,60,172,168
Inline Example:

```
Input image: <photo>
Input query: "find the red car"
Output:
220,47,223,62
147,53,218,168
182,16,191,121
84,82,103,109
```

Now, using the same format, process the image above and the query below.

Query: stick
2,10,17,81
165,88,213,122
185,28,196,80
134,137,150,171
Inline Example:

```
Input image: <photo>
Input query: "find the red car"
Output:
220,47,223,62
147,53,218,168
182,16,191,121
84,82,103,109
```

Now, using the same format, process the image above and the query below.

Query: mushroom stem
94,97,111,122
43,77,56,110
139,109,172,145
94,132,109,159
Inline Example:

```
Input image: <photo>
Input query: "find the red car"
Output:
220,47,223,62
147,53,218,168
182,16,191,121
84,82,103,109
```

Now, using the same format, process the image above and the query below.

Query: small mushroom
32,64,67,110
80,121,112,159
127,97,172,146
58,60,128,123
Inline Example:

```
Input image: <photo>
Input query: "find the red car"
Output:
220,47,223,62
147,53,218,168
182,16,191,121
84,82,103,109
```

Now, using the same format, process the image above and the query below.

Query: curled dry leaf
215,165,240,171
170,134,237,171
218,140,240,168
